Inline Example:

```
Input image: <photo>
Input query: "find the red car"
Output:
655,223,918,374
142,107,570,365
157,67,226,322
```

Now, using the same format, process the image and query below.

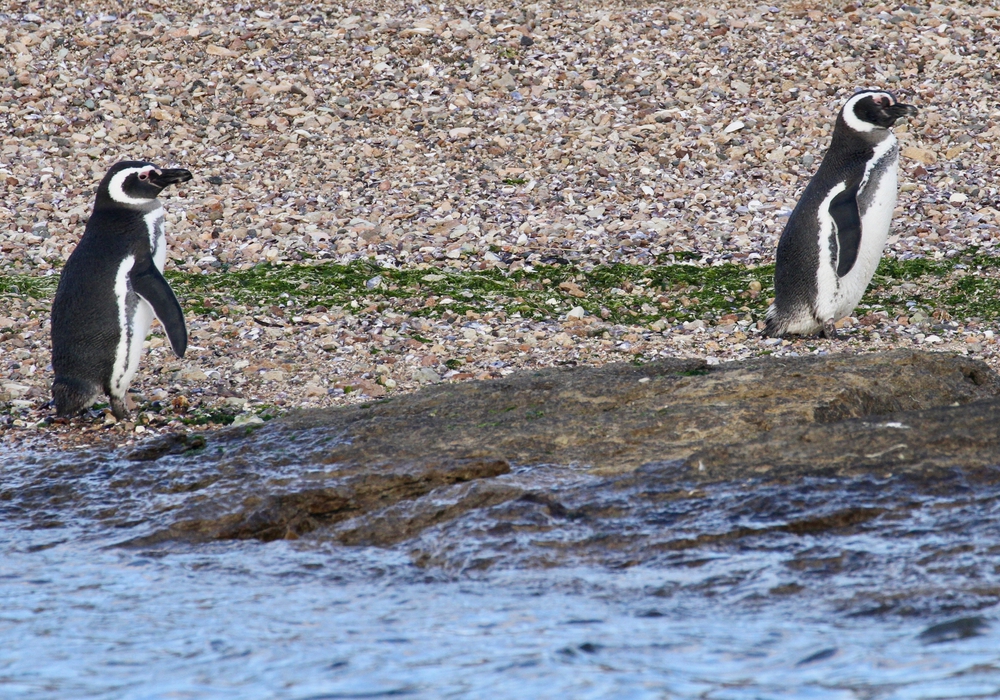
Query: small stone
566,306,586,319
303,383,326,397
206,45,238,57
945,144,970,160
413,367,441,384
402,20,435,35
495,73,517,90
175,368,208,382
902,147,936,165
559,281,586,297
231,413,265,427
2,383,30,399
731,80,752,96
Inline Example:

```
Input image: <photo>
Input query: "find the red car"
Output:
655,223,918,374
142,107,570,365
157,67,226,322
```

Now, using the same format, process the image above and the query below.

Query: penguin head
840,90,918,135
97,161,193,208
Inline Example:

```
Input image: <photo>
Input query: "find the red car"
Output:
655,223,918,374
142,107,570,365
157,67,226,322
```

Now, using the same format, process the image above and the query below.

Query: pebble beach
3,0,1000,449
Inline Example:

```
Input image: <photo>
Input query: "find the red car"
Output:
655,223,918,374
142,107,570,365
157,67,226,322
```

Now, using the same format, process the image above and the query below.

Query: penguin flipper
131,265,188,357
829,183,862,278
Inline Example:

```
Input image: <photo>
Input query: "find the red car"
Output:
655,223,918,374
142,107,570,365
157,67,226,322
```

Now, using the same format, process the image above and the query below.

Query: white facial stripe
111,254,136,396
841,91,891,133
107,166,158,205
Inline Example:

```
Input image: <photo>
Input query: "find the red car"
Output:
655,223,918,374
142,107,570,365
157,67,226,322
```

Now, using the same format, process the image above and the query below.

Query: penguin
765,90,918,338
50,161,192,419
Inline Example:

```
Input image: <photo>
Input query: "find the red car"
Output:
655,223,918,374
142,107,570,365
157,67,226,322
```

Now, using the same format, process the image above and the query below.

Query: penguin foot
109,396,130,420
52,377,99,418
821,319,838,339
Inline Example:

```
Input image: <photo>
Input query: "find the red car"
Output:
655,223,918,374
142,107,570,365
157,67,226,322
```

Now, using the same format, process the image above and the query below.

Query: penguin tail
51,376,100,417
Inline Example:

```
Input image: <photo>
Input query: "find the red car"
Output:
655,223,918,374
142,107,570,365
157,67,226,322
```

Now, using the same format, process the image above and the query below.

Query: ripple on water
1,447,1000,697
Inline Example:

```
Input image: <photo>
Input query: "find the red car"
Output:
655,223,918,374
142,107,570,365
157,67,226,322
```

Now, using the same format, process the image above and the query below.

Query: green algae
159,258,776,327
4,253,1000,329
162,252,1000,327
861,250,1000,322
0,274,58,300
177,404,279,427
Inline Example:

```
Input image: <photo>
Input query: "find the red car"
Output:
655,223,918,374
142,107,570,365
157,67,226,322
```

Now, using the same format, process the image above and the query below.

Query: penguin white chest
110,208,166,398
145,207,167,272
110,255,140,398
836,139,899,318
816,137,900,322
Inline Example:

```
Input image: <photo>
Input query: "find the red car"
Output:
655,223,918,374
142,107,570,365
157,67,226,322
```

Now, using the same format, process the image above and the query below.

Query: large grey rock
4,350,1000,553
233,348,999,475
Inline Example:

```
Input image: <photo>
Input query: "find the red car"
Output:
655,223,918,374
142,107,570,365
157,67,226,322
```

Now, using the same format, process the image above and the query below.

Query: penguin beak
148,168,193,189
888,102,918,124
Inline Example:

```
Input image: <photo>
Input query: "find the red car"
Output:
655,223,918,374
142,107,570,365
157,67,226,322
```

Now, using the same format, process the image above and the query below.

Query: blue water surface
1,523,998,700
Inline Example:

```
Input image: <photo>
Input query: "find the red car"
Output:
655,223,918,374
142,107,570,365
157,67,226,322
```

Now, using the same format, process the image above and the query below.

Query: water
2,449,1000,698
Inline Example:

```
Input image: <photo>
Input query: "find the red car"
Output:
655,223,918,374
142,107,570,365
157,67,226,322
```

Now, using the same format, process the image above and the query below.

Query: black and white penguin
765,90,918,338
51,161,192,419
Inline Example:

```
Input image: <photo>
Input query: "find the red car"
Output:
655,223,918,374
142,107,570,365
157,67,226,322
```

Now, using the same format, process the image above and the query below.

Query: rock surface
3,349,1000,558
212,347,1000,473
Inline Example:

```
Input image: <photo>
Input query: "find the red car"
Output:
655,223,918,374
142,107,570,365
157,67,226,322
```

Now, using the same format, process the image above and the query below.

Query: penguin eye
139,172,150,181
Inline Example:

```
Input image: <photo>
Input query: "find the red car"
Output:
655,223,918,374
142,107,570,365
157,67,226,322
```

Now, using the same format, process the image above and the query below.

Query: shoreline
3,254,1000,453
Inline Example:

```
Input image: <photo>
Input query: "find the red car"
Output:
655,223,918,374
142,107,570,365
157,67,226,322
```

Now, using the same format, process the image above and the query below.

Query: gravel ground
3,0,1000,450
